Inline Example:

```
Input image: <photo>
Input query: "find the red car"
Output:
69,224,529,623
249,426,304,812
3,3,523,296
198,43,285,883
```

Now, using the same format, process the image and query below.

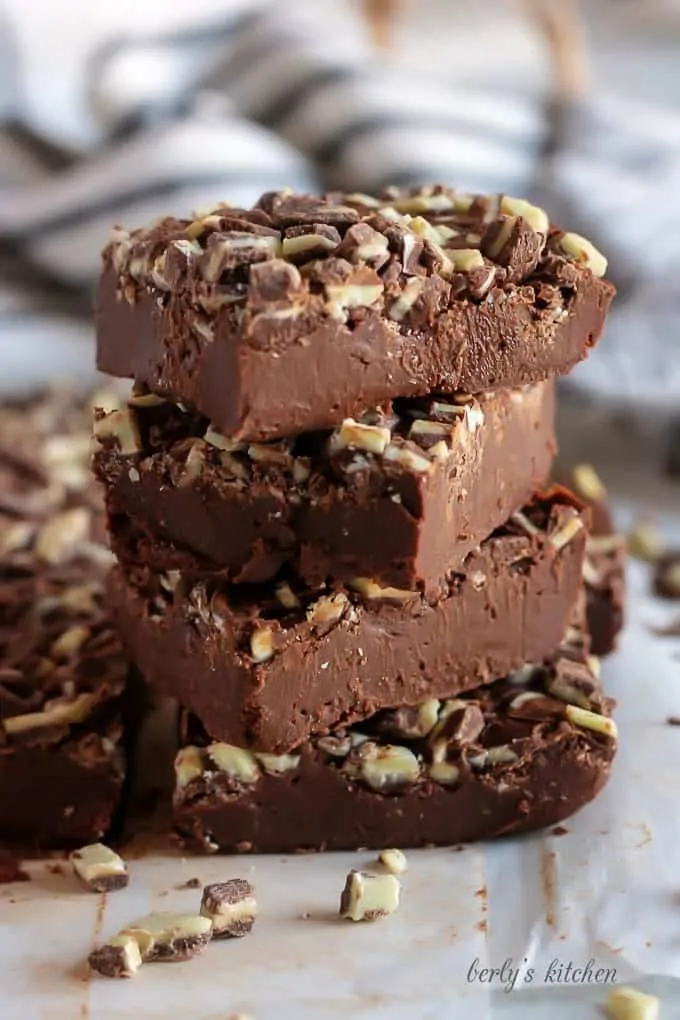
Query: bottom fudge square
172,633,616,854
109,489,588,754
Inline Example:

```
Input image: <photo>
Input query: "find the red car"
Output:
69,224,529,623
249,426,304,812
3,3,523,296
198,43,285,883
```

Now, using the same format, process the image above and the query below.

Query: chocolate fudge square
0,390,128,849
173,636,616,854
108,490,588,754
94,381,555,593
97,187,614,442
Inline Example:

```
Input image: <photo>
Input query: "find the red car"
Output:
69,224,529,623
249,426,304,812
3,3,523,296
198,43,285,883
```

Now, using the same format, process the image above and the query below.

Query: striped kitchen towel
0,0,678,410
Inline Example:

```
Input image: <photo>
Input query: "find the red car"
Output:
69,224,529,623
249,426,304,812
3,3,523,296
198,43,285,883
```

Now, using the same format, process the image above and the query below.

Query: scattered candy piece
339,870,400,922
604,986,660,1020
119,912,213,962
70,843,129,893
378,848,407,875
200,879,257,939
88,935,142,979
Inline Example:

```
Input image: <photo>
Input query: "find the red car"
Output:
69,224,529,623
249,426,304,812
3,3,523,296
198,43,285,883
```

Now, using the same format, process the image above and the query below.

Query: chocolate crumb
654,553,680,599
177,877,202,890
667,717,680,726
0,854,30,885
552,825,569,837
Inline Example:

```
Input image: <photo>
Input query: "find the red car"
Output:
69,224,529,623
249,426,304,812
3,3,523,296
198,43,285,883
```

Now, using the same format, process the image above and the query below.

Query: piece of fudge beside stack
93,186,621,854
0,390,131,850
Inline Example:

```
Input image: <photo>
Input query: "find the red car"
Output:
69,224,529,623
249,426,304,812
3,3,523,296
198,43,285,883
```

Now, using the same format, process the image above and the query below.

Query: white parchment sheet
2,414,680,1020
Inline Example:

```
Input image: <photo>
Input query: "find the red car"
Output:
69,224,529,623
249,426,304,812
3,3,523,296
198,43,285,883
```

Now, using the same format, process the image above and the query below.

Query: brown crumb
552,825,569,837
47,862,66,875
0,853,30,885
667,717,680,726
475,920,487,933
299,911,311,920
654,552,680,599
177,877,202,889
540,848,557,929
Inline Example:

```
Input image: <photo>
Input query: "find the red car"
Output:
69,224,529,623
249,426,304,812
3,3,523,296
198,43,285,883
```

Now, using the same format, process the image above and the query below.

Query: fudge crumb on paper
378,848,407,874
200,879,257,938
88,935,142,979
71,843,129,893
177,877,202,889
119,912,213,962
654,553,680,599
339,870,400,921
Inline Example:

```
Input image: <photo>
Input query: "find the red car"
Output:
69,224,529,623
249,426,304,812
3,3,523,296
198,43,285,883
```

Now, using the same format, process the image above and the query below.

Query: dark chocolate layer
108,491,588,754
97,187,614,441
94,382,555,592
173,641,616,853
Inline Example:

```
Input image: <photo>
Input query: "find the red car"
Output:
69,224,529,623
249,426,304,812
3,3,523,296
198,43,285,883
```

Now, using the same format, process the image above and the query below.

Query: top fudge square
97,187,614,442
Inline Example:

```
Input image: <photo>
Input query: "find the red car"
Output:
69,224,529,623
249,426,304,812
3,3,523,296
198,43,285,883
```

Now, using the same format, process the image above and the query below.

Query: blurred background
1,0,680,484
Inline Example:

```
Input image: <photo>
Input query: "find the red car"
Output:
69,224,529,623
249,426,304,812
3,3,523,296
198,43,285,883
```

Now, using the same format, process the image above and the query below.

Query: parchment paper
2,407,680,1020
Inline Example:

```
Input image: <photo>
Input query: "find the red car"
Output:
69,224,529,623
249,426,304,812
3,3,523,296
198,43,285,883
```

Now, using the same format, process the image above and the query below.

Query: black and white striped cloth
1,0,679,410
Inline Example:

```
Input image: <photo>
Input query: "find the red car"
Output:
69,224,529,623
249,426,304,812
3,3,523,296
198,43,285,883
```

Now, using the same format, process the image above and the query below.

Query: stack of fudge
91,187,622,854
